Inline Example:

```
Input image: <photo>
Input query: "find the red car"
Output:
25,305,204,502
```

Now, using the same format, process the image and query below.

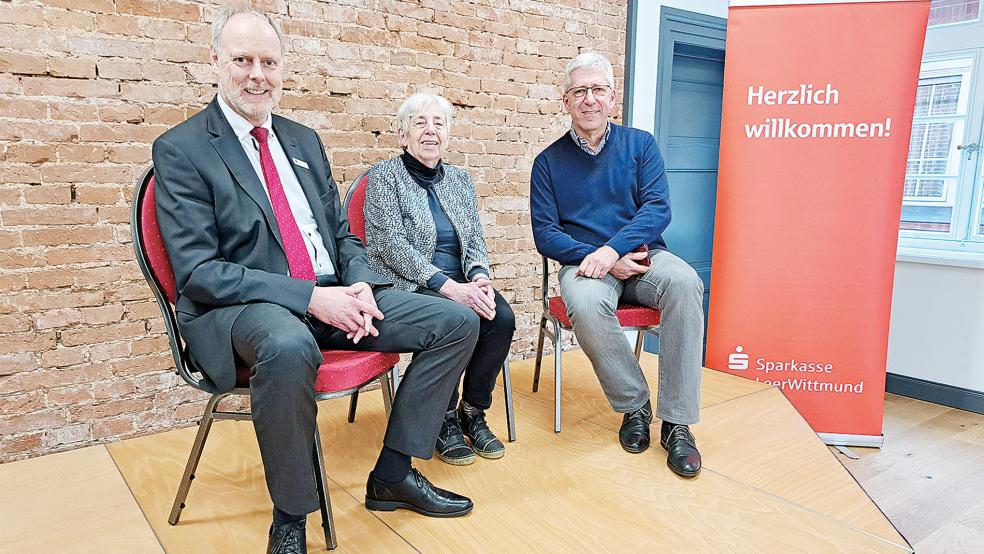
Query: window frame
897,50,984,267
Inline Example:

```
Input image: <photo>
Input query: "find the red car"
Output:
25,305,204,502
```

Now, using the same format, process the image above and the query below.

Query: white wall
888,262,984,391
626,0,984,394
628,1,729,135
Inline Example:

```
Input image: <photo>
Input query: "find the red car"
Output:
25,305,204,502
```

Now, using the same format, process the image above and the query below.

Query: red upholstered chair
131,166,400,550
533,257,662,432
344,171,516,442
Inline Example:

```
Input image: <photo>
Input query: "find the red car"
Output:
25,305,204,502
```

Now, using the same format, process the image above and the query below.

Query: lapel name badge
292,158,310,170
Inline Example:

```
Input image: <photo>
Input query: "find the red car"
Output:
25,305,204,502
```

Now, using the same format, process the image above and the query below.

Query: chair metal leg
390,366,401,394
553,321,563,433
533,315,547,392
347,391,359,423
168,392,227,525
502,358,516,442
379,373,393,418
312,430,337,550
634,329,646,360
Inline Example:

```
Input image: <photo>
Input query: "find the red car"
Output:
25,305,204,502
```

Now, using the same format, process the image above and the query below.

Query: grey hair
211,4,286,59
564,52,614,90
395,92,454,136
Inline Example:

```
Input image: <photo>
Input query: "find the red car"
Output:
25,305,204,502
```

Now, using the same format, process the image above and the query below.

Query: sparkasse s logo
728,345,749,370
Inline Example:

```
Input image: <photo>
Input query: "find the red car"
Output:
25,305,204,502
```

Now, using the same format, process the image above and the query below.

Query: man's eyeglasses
565,85,612,100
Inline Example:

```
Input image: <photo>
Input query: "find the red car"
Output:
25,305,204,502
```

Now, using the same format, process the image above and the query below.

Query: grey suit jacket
152,97,390,393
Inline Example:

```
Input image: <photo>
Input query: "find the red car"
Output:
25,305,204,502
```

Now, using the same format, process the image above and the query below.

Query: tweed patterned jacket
364,156,491,291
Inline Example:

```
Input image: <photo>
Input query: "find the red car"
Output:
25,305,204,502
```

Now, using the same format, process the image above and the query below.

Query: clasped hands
439,276,497,320
307,282,382,344
577,245,650,280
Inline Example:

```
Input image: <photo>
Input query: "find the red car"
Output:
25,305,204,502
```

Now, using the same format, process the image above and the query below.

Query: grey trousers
558,248,703,425
231,287,479,515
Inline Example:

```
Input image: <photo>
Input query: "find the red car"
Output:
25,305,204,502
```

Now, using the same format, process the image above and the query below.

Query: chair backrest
130,165,201,388
342,170,370,244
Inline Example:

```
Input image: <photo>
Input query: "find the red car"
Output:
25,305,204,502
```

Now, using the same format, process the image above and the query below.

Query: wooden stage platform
0,351,912,552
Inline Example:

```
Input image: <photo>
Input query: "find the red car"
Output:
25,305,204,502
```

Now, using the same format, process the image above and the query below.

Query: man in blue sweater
530,53,703,477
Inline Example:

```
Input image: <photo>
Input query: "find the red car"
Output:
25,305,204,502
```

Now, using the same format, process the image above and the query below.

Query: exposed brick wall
0,0,627,462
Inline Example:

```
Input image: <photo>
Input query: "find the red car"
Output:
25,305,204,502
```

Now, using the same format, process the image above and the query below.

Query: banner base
818,432,884,448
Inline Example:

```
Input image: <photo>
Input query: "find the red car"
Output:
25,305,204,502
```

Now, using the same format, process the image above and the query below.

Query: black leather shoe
267,520,306,554
435,409,475,465
458,406,504,459
660,421,701,478
619,400,653,453
365,468,474,517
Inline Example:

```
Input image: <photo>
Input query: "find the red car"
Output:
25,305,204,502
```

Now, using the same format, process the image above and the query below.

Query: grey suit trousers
232,287,479,515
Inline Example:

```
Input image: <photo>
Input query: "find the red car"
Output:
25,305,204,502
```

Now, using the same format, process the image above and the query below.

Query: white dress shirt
216,94,335,277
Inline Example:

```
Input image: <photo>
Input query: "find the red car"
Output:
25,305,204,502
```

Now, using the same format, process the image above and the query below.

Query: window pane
928,0,980,26
930,82,961,115
901,67,969,235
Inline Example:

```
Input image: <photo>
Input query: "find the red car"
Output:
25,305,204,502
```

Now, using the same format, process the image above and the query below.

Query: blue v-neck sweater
530,123,671,266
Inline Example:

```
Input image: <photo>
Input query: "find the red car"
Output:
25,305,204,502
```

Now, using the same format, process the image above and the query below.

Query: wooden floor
1,351,933,552
834,395,984,553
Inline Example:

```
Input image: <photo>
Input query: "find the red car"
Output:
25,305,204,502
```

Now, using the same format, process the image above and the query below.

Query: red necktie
250,127,316,281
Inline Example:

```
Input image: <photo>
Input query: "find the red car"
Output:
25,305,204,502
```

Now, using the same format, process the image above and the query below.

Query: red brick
0,165,41,184
0,122,78,143
47,384,94,406
22,227,114,247
0,206,96,226
33,308,82,330
75,266,123,286
60,322,145,347
0,314,31,333
43,0,115,14
0,353,37,376
0,97,48,119
44,244,130,265
41,164,132,184
0,230,22,249
0,390,45,416
74,185,121,205
41,346,88,369
110,353,172,376
1,291,104,312
21,77,119,99
46,9,96,32
70,397,153,421
88,341,129,362
23,185,72,205
0,432,44,458
96,58,142,79
0,274,27,293
78,122,167,144
97,206,130,224
93,378,136,400
0,251,45,270
131,335,169,356
81,304,123,325
43,423,91,447
58,145,106,163
5,143,55,164
1,409,67,434
98,104,144,124
0,51,47,75
92,417,136,439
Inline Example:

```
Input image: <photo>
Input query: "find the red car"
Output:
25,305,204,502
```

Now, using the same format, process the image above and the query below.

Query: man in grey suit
152,7,479,553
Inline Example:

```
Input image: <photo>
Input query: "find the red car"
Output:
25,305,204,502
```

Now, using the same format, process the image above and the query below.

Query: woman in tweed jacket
364,92,515,465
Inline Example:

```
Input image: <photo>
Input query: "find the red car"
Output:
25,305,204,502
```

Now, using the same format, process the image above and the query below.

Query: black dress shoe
619,400,653,453
458,405,504,459
435,409,475,465
267,520,306,554
365,468,474,517
660,421,701,478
